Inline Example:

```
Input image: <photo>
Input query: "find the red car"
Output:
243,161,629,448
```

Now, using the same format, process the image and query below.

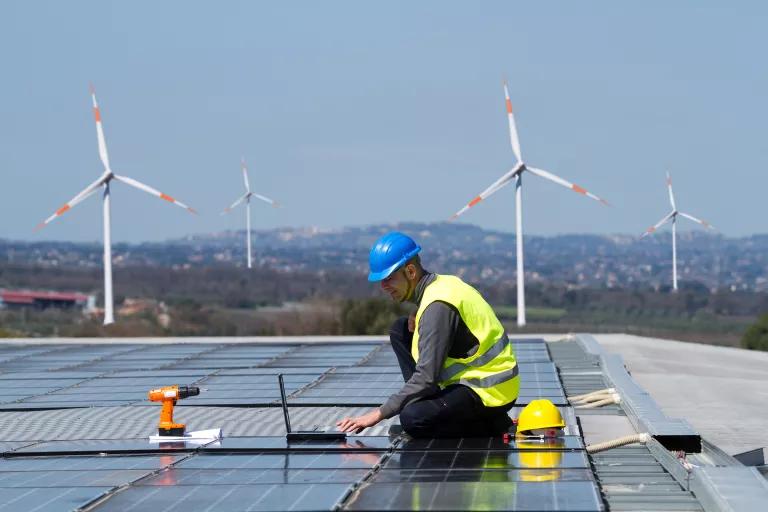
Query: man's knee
399,403,424,437
399,401,438,438
389,316,409,342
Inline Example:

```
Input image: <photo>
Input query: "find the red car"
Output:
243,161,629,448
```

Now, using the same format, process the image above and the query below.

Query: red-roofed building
0,289,96,312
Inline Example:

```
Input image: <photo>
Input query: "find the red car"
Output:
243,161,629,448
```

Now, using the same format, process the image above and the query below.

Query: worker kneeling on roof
337,232,519,437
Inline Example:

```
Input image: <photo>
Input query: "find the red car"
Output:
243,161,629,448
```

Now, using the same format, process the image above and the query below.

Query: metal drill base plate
158,427,185,437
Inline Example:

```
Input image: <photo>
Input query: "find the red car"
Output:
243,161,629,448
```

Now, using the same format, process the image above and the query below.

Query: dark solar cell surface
0,455,185,471
0,469,153,487
198,436,393,452
372,468,595,483
0,487,114,512
383,451,590,470
93,484,354,512
345,481,604,511
137,468,371,485
393,436,584,451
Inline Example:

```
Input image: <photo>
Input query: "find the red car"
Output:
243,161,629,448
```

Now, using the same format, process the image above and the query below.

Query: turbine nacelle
641,173,713,239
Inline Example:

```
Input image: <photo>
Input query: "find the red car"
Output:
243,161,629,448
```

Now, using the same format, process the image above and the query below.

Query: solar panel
345,481,604,511
178,452,385,470
371,468,595,483
0,441,36,454
392,436,584,451
0,486,114,511
0,469,152,487
135,467,370,485
383,451,590,470
198,436,393,452
0,371,100,380
92,483,353,512
13,439,211,455
0,454,184,471
0,401,131,410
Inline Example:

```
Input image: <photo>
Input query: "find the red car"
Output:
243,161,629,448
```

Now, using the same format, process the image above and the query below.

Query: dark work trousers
388,316,514,438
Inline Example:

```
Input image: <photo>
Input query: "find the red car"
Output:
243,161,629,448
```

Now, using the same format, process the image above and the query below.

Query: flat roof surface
594,334,768,455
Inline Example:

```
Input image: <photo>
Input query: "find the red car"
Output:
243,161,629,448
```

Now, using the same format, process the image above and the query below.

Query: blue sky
2,1,766,242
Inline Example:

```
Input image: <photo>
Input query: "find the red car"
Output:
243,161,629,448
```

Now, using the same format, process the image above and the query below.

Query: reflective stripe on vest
412,274,519,407
440,334,512,382
459,365,520,389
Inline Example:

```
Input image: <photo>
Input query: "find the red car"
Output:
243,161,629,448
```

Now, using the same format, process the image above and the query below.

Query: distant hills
3,222,768,292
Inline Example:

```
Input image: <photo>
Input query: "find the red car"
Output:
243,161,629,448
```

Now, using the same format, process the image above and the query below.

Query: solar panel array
0,338,606,511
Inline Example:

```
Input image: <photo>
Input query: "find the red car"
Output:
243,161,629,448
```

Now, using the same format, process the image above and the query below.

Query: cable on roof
575,393,621,409
586,433,651,454
568,387,615,403
568,388,621,408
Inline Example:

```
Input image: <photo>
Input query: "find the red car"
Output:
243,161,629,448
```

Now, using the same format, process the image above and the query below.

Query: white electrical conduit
586,433,651,454
571,392,615,404
568,388,616,403
574,393,621,409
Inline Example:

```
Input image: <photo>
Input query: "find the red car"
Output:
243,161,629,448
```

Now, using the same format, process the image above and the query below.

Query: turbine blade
527,167,610,205
640,211,675,238
666,172,677,210
89,84,111,170
251,192,280,208
241,157,251,192
449,167,519,220
222,193,249,214
679,212,714,230
113,174,197,214
36,176,106,230
503,82,523,163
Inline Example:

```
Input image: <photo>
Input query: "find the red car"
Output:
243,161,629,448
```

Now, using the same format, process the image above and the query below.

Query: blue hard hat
368,232,421,282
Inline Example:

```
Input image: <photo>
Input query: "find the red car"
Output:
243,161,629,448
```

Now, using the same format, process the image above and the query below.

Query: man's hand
336,409,383,434
408,313,416,333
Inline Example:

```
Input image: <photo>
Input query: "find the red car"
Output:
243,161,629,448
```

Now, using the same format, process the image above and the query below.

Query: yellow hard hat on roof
517,399,565,434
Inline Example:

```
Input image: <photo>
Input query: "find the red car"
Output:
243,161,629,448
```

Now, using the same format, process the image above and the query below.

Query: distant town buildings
3,223,767,293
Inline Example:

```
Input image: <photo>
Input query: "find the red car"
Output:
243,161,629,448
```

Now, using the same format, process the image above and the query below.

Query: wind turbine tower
222,158,279,269
36,86,197,325
451,82,609,326
641,172,714,291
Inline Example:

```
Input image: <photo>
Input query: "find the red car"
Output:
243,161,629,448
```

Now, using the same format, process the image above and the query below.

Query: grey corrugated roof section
549,336,702,511
551,334,768,512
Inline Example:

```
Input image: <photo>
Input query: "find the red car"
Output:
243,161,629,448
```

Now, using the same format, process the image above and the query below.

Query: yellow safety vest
412,274,519,407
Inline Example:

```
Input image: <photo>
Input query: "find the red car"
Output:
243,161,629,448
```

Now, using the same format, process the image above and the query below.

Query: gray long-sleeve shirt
379,273,480,419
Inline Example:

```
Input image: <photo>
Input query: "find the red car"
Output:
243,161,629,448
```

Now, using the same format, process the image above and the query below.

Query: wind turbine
640,172,714,291
450,82,609,326
36,86,196,325
221,158,279,269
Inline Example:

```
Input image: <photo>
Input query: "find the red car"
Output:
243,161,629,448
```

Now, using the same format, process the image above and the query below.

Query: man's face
380,267,413,303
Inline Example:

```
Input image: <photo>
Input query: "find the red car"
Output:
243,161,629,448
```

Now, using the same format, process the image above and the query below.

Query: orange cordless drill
147,385,200,436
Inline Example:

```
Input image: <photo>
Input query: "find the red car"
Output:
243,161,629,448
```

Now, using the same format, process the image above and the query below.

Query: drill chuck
178,386,200,399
